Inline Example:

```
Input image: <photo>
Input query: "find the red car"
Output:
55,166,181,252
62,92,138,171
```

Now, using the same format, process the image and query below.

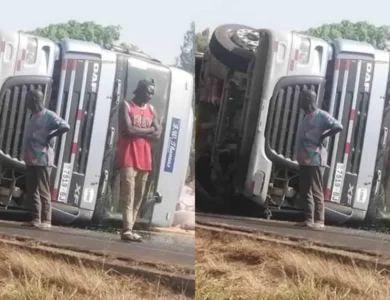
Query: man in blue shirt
23,89,70,229
297,90,343,229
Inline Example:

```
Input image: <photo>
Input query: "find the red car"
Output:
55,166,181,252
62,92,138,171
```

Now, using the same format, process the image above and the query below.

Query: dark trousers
299,165,325,223
26,166,52,223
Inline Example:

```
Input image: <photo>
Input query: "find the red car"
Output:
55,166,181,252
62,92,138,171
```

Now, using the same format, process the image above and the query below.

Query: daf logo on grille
91,63,99,93
364,63,372,93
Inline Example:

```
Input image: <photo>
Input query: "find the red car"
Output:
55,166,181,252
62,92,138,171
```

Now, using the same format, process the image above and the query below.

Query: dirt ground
196,227,390,300
0,243,190,300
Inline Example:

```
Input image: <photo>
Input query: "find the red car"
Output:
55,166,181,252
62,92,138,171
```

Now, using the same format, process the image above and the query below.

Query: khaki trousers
120,167,149,233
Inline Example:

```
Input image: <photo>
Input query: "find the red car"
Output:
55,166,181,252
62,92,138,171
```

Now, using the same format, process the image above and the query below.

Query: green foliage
176,21,195,74
118,42,141,53
195,28,210,53
26,20,139,51
302,20,390,50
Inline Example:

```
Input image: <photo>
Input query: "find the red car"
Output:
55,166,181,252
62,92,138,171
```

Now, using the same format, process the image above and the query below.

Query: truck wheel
209,24,260,73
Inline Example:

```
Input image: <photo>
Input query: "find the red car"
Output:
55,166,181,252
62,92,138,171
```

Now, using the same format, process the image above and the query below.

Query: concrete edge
196,212,294,225
0,232,194,275
0,220,195,237
0,236,195,298
197,224,390,272
147,227,195,235
196,221,390,260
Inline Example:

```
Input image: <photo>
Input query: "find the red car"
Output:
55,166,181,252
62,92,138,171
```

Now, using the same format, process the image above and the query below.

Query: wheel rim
232,28,260,51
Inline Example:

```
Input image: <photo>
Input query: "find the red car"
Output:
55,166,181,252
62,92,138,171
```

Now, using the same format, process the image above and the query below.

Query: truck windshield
125,57,170,121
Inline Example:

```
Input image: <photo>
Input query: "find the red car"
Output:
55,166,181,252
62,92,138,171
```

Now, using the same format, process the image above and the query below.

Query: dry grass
196,228,390,300
0,244,189,300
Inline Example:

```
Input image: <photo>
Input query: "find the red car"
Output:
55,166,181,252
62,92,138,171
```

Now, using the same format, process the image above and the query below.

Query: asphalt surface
197,213,390,257
0,220,194,269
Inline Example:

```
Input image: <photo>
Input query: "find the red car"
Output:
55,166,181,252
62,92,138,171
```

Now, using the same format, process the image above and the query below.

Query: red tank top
116,101,154,171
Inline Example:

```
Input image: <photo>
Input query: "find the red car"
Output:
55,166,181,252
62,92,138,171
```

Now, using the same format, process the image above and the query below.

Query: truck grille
0,84,46,161
347,92,369,174
76,92,96,174
52,90,97,175
266,84,319,161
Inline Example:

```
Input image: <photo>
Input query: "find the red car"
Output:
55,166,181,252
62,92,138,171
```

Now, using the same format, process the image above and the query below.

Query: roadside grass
196,228,390,300
0,244,189,300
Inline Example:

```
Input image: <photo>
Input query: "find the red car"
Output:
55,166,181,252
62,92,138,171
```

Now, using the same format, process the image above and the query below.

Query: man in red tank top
117,79,161,242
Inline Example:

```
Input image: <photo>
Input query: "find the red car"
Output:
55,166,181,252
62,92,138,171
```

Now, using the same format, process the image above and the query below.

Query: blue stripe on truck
164,117,181,173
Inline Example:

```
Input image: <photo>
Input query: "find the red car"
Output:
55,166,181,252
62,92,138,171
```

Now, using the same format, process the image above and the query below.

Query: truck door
322,41,389,221
99,56,172,225
47,40,117,224
373,73,390,220
125,58,171,224
151,67,194,227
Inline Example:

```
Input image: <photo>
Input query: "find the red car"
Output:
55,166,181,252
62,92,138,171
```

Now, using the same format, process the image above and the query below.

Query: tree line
24,20,390,75
26,20,140,52
24,20,196,73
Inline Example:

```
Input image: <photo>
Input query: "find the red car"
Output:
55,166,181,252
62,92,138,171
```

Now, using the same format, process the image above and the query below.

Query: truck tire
209,24,259,73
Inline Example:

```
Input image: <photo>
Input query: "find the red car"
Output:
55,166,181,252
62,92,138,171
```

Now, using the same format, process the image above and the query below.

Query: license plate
331,163,345,203
58,163,72,203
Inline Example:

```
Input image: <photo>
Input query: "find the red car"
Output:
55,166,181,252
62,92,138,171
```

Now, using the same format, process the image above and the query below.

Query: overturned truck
0,29,194,226
196,24,390,224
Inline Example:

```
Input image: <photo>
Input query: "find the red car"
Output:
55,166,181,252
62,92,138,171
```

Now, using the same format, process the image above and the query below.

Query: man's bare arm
146,108,162,139
119,101,155,136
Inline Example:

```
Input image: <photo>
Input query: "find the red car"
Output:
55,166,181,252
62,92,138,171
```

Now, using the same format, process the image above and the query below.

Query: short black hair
301,89,317,104
134,78,155,94
27,89,44,103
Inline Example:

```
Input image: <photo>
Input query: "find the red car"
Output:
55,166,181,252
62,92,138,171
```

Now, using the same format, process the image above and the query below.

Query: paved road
197,213,390,257
0,220,194,269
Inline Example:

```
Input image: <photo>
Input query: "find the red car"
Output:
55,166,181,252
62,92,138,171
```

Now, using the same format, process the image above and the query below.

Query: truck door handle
374,170,382,196
108,127,115,148
115,79,122,105
101,170,109,196
382,127,388,148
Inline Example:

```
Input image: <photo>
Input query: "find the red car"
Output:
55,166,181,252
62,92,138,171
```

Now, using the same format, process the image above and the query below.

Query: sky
195,0,390,34
0,0,389,65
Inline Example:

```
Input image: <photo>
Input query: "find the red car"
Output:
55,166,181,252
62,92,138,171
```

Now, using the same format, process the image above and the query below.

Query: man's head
299,89,317,112
133,79,155,104
26,89,44,112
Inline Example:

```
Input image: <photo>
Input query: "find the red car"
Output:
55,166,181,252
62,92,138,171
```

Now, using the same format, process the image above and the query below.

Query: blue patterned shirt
23,109,69,166
297,109,343,166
